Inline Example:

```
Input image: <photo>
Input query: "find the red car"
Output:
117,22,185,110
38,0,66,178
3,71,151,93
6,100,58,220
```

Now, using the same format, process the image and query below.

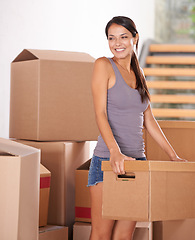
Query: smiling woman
88,16,186,240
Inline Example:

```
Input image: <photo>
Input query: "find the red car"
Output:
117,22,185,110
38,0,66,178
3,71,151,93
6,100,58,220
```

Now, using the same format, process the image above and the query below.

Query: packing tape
75,207,91,219
40,176,51,189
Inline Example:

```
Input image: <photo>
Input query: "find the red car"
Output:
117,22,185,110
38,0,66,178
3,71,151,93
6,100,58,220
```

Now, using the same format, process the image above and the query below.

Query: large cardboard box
16,140,90,227
73,222,152,240
0,138,40,240
153,219,195,240
75,158,153,240
145,121,195,161
39,164,51,227
102,160,195,221
39,225,68,240
75,160,91,222
10,49,99,141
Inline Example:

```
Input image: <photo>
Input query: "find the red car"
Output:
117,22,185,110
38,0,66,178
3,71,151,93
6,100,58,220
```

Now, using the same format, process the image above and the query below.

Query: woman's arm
92,57,135,174
144,104,187,161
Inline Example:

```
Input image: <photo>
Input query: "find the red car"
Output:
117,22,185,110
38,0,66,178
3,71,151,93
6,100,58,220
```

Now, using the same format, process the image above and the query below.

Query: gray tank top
94,58,149,158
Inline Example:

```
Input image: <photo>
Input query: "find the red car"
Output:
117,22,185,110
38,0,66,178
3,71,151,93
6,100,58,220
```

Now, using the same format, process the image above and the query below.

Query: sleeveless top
93,58,149,159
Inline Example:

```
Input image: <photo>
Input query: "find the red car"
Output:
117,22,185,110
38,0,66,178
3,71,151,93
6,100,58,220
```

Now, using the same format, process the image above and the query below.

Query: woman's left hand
171,155,188,162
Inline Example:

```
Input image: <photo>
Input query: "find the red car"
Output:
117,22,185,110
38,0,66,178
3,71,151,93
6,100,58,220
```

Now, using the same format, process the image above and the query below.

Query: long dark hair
105,16,150,103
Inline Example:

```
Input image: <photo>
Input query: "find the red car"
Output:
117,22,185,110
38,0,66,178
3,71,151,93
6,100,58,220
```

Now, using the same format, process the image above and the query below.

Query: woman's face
107,23,136,59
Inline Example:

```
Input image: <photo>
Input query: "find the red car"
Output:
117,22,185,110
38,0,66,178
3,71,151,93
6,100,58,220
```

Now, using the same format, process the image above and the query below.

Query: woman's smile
115,48,126,52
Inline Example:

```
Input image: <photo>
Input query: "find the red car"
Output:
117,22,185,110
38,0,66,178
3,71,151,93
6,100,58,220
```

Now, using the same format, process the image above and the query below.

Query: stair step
151,95,195,104
149,44,195,53
152,108,195,118
143,68,195,76
146,56,195,65
147,81,195,89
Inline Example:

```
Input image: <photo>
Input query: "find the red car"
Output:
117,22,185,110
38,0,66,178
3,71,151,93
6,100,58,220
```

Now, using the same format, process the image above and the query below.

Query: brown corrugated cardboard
10,49,99,141
73,222,91,240
73,222,152,240
102,160,195,221
39,225,68,240
0,138,40,240
153,219,195,240
15,140,90,227
145,121,195,161
39,164,51,227
75,160,91,222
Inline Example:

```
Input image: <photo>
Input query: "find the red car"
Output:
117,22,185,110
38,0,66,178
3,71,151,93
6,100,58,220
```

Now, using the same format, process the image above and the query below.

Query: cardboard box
73,222,152,240
10,49,99,141
75,160,91,222
102,160,195,221
145,121,195,161
75,159,153,240
153,219,195,240
39,164,51,227
16,140,90,227
39,225,68,240
0,138,40,240
75,160,153,240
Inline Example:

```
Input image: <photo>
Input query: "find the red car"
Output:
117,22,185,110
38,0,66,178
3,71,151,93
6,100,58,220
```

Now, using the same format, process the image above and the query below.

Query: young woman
88,16,186,240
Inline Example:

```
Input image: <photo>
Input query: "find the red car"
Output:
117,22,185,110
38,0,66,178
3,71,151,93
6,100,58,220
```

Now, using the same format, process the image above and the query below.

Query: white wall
0,0,155,140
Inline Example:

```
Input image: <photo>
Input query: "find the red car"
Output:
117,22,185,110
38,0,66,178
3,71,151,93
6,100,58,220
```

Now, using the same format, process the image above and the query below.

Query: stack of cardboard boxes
9,49,99,240
8,48,195,240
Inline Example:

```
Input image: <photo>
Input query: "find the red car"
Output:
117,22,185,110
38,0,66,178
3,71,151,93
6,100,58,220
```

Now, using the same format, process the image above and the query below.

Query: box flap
149,160,195,172
158,120,195,129
40,164,51,176
0,152,15,156
102,160,149,172
102,160,195,172
12,49,39,62
0,138,40,157
39,225,66,233
77,159,91,170
13,49,95,62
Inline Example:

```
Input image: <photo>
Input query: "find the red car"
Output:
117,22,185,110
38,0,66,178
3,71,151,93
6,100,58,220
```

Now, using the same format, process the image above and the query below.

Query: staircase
140,41,195,120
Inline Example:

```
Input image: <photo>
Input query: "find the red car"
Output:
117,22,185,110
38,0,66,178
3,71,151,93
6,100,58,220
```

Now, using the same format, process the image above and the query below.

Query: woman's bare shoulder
95,57,111,66
94,57,113,75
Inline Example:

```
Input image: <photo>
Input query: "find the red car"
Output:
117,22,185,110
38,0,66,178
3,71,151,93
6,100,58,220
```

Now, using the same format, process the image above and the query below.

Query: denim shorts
87,155,146,187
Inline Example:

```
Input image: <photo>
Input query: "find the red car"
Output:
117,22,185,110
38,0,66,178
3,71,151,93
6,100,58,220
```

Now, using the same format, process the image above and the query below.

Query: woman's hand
109,149,135,175
170,155,188,162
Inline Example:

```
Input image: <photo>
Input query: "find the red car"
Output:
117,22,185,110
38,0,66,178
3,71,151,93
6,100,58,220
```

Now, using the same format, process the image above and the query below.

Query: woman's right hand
109,149,135,175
